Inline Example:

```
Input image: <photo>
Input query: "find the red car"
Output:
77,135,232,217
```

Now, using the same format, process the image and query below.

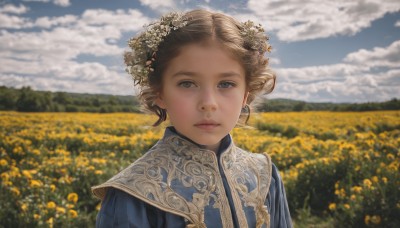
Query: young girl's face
156,42,248,152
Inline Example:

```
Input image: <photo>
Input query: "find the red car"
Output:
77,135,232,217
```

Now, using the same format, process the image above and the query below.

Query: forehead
163,41,245,79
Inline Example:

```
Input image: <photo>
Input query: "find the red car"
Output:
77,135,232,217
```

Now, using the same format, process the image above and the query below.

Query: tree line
0,86,399,113
257,97,400,112
0,86,140,113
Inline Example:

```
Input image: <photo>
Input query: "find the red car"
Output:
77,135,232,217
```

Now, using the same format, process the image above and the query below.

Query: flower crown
124,12,271,87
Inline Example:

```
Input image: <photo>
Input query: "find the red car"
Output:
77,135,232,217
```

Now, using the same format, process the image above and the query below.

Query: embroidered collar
163,126,232,155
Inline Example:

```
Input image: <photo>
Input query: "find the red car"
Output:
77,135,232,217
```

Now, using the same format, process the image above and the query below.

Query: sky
0,0,399,103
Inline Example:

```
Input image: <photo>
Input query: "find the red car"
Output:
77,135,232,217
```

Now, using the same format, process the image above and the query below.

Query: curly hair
124,9,275,126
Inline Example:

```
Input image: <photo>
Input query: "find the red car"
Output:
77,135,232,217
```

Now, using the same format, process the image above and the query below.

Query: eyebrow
171,71,242,78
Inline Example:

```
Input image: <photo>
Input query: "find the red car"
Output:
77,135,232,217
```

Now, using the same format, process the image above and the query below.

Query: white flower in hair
124,12,189,86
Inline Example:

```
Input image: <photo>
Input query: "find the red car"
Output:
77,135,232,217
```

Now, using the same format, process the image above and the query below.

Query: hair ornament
124,12,189,86
240,20,272,54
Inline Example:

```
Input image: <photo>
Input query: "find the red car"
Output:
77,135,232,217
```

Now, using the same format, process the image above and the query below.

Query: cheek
164,96,194,117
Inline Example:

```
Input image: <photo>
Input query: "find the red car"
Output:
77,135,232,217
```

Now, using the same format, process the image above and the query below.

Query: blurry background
1,0,399,103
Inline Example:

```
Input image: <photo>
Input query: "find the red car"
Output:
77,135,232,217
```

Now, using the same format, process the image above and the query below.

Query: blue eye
178,81,195,88
218,81,235,88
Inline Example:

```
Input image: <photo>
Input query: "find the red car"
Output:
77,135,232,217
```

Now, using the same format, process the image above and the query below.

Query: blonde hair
125,9,275,126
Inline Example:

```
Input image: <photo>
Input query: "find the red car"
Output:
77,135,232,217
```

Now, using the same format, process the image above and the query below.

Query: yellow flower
365,215,371,225
95,170,103,175
67,193,79,204
363,179,372,189
382,177,388,184
96,203,101,211
56,207,66,214
21,203,28,212
30,179,42,188
334,189,339,195
68,209,78,218
1,172,9,181
32,149,41,156
47,201,56,209
370,215,381,224
10,187,20,196
350,194,356,201
351,186,363,194
328,203,336,211
50,184,56,192
334,181,339,189
0,159,8,166
29,170,38,175
372,176,379,183
33,214,40,220
344,204,350,209
46,217,54,228
22,170,32,179
66,203,75,209
387,153,395,160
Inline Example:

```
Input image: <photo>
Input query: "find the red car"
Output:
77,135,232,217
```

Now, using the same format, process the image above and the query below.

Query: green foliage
0,86,140,113
255,122,299,138
257,97,400,112
293,206,335,228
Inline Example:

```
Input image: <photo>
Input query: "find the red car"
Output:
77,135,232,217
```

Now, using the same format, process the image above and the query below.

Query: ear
154,92,167,109
242,92,249,108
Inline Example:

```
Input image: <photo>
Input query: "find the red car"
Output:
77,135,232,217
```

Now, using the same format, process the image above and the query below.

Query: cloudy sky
1,0,399,103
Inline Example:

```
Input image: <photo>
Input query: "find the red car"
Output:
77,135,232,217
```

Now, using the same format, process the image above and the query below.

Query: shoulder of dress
91,142,168,200
234,146,272,168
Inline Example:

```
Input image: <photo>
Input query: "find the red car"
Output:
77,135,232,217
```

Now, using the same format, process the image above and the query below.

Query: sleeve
265,164,293,228
96,188,186,228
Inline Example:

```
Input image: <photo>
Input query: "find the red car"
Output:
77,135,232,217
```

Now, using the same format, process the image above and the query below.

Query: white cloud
0,8,151,95
0,4,29,14
344,40,400,68
0,71,134,95
54,0,70,7
271,40,400,102
396,20,400,27
34,14,77,28
245,0,400,42
0,13,33,29
268,57,281,66
0,4,31,29
22,0,71,7
139,0,175,11
23,0,49,3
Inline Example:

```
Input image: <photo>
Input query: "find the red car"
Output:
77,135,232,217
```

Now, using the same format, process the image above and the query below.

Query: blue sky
1,0,399,103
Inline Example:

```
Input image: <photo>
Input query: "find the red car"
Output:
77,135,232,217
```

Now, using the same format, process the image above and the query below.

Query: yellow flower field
0,111,399,227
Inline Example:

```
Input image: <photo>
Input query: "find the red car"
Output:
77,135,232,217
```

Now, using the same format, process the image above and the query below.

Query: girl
92,9,292,228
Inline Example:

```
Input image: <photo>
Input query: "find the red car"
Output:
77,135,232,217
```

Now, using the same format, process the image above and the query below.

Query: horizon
3,85,398,105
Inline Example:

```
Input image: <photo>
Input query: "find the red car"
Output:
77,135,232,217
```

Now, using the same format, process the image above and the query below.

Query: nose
198,88,217,112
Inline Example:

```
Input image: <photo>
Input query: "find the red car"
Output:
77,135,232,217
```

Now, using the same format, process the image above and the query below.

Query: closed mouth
194,121,220,128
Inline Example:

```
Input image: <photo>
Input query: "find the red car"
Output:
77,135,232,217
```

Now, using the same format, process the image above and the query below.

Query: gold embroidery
92,131,272,227
221,148,272,228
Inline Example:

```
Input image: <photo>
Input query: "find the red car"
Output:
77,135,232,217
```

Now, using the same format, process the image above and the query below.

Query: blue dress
94,127,292,228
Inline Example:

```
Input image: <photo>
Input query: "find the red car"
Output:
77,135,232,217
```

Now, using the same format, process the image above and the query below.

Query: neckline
163,126,232,155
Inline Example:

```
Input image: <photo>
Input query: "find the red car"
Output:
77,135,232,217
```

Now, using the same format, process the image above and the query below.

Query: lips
194,120,220,129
